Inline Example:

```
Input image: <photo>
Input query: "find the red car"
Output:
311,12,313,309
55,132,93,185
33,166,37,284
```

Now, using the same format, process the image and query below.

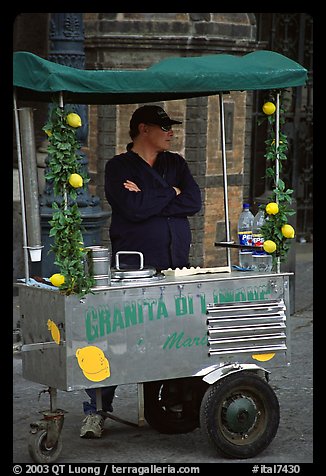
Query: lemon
263,240,277,253
262,102,276,115
49,273,65,287
266,202,279,215
66,112,82,128
69,173,83,188
281,224,295,239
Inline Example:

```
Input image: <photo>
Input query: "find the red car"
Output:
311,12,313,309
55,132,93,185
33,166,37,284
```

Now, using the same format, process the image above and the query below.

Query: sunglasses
160,124,172,132
147,123,172,132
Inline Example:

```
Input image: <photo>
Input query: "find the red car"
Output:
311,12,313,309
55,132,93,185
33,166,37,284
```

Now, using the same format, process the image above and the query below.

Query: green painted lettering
219,289,234,302
163,331,185,349
252,287,259,300
247,287,254,300
137,302,144,323
175,296,187,316
85,307,98,342
200,333,208,345
235,288,246,301
124,302,137,327
157,300,168,319
187,295,194,314
163,331,207,350
112,307,125,332
199,293,206,313
259,285,270,299
182,337,193,347
143,299,156,321
98,306,111,336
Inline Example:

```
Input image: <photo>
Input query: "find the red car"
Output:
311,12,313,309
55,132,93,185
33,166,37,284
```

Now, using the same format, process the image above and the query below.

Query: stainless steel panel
207,299,287,357
18,272,291,391
20,287,68,389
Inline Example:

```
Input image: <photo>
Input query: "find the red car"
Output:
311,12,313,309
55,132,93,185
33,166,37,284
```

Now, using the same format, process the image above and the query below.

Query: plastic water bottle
251,208,272,272
237,203,254,269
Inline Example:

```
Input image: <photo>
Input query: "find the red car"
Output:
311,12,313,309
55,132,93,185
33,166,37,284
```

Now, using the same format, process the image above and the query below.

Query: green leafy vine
42,105,94,296
258,92,296,267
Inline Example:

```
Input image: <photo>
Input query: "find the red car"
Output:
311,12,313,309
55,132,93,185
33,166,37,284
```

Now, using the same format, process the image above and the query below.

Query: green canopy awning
13,50,307,105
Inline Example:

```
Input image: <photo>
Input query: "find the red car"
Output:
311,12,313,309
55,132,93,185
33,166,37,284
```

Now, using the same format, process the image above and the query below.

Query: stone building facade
82,13,257,267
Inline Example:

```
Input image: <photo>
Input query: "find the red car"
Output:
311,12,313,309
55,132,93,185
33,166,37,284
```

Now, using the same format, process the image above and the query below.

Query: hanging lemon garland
43,105,94,296
259,92,296,268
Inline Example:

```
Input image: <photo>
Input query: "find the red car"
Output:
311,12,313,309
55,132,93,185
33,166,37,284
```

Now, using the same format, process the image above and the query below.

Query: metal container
85,246,111,286
93,274,111,287
91,258,110,276
86,246,109,259
111,251,156,280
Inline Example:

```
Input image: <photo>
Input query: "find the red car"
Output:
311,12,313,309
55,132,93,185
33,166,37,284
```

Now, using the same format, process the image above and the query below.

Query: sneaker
80,413,104,438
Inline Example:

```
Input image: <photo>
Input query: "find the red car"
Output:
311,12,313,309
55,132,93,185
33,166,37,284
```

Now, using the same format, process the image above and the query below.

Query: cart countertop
15,270,293,294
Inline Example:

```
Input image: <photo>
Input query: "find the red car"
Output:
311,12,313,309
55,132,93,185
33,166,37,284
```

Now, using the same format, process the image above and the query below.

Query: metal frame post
275,92,281,273
219,92,231,268
13,89,30,282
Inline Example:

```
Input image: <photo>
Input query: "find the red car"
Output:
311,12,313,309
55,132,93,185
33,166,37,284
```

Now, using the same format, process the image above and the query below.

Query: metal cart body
19,272,290,391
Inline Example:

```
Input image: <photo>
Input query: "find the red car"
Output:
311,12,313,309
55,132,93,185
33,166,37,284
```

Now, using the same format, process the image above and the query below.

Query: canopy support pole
275,92,281,273
219,92,231,268
13,88,30,282
58,92,68,211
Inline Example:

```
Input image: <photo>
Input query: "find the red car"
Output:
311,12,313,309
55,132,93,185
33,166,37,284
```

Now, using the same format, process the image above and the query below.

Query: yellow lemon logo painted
47,319,61,345
76,346,110,382
252,353,276,362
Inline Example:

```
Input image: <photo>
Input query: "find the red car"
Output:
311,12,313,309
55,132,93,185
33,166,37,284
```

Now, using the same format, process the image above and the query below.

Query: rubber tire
200,371,280,459
28,429,63,463
144,377,207,434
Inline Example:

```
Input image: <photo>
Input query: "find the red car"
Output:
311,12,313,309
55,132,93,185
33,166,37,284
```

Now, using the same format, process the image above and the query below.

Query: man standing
106,104,202,270
80,104,201,438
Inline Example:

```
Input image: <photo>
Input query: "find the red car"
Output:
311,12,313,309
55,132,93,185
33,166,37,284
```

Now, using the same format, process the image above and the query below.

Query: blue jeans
83,386,117,415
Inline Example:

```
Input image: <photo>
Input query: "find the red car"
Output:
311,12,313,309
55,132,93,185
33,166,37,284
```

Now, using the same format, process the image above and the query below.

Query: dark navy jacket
104,150,202,270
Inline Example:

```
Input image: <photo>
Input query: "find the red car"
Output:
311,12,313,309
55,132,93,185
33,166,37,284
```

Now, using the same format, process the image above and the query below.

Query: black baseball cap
130,105,182,130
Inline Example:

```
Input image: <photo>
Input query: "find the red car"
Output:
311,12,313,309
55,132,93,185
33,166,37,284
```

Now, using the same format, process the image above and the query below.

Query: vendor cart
13,50,307,462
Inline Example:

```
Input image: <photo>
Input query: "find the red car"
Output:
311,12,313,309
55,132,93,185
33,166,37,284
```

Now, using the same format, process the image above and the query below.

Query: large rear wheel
200,371,280,459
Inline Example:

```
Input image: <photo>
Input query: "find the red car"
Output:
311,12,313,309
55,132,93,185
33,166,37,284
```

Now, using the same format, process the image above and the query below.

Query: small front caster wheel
28,429,63,463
